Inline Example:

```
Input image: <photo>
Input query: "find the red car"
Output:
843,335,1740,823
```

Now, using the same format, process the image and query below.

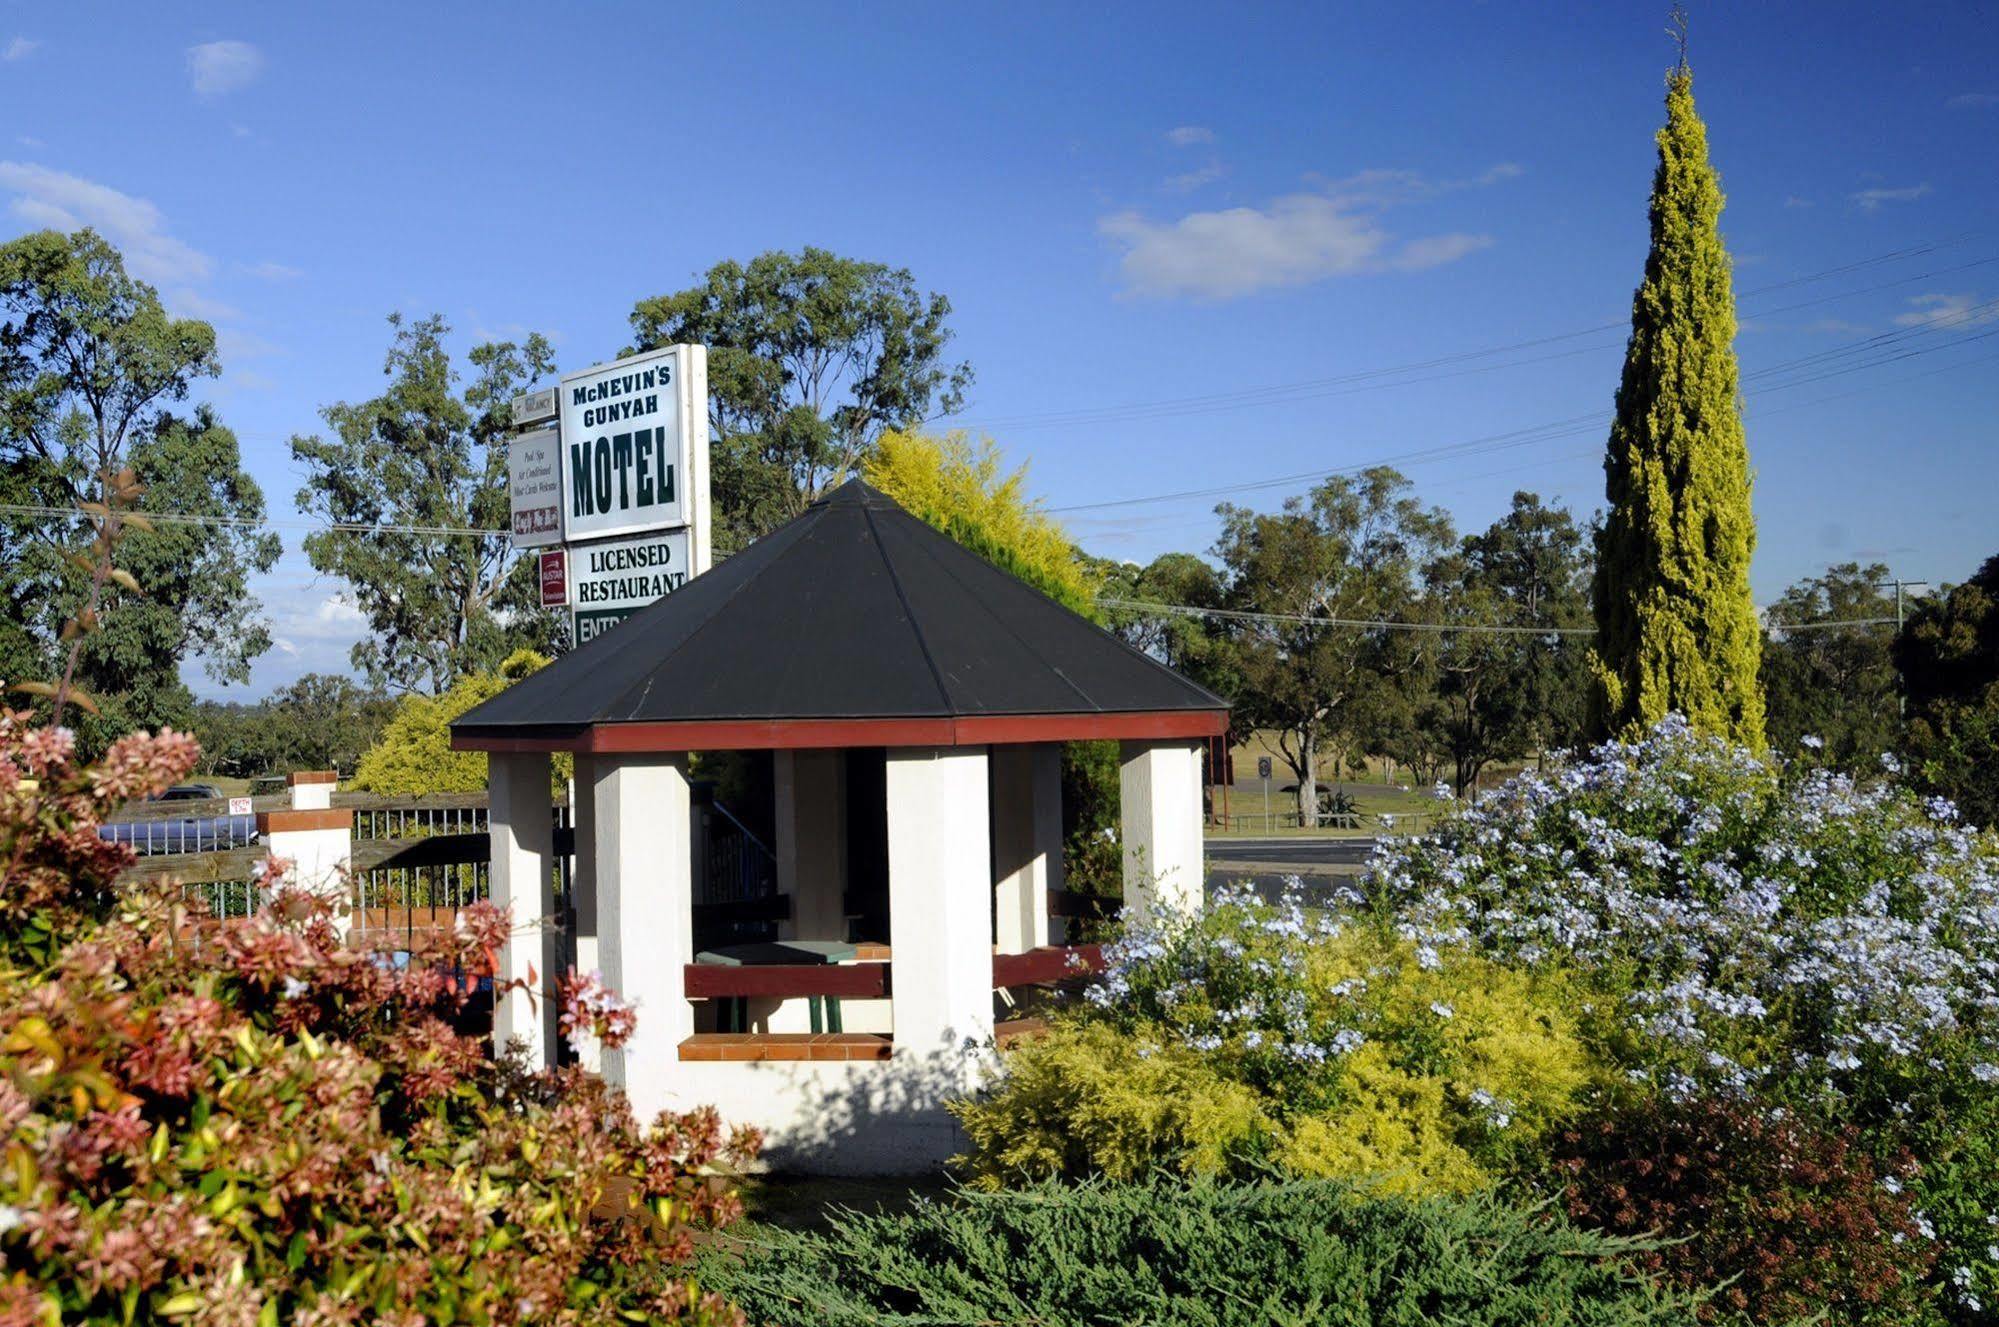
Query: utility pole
1875,577,1930,717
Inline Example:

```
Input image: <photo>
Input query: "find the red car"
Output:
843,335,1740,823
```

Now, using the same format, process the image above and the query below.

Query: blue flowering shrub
1373,716,1999,1322
953,884,1597,1193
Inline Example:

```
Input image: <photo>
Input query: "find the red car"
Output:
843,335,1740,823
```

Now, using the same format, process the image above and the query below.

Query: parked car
99,783,259,855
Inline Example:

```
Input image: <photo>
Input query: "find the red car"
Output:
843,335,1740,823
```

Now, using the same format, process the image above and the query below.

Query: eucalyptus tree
1760,563,1899,766
630,248,972,550
0,228,277,740
1410,493,1592,794
1215,467,1451,825
291,314,562,695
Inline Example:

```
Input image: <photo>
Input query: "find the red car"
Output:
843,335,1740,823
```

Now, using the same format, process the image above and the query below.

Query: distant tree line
6,229,1993,826
187,673,394,779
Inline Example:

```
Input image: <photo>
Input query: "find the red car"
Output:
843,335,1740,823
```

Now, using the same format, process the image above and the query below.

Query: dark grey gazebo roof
451,480,1226,752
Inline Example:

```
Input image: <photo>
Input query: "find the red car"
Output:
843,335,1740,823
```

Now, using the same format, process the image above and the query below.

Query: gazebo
450,480,1226,1169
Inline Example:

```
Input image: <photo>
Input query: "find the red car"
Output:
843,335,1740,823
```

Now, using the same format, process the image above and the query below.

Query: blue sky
3,2,1995,699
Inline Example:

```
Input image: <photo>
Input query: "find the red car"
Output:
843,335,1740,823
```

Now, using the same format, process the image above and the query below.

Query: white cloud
1163,160,1226,193
165,287,244,322
1165,126,1214,147
1892,293,1998,329
4,36,39,61
1390,231,1493,270
1947,92,1998,109
1101,165,1508,299
186,40,263,97
265,592,365,660
0,161,212,284
1784,194,1813,208
243,259,302,280
1850,182,1930,211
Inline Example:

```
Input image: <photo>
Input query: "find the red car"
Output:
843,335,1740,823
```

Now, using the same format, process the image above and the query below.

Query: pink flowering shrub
0,708,759,1325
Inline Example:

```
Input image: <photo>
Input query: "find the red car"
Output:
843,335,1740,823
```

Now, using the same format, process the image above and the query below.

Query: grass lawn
1211,781,1454,837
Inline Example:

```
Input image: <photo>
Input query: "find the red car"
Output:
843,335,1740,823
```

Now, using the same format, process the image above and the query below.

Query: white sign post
507,427,564,548
567,527,693,644
557,344,710,575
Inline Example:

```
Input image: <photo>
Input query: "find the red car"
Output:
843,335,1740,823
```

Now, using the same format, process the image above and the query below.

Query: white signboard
569,526,692,645
510,386,557,426
508,427,564,547
557,345,709,566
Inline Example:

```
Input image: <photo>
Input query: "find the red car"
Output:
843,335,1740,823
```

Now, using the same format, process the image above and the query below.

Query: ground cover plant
695,1176,1704,1327
0,707,755,1326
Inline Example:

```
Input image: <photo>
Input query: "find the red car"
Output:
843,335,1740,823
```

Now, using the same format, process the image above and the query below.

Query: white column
887,746,994,1065
991,743,1061,953
489,751,557,1069
774,749,849,942
594,753,694,1123
1119,740,1205,917
287,770,336,811
568,755,601,1073
260,775,352,937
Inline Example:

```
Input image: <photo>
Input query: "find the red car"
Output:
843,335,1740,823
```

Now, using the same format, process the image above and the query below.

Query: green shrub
695,1176,1705,1327
1548,1095,1936,1326
950,1024,1275,1187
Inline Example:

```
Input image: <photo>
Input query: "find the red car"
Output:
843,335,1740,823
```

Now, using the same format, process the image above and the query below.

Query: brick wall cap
258,808,353,833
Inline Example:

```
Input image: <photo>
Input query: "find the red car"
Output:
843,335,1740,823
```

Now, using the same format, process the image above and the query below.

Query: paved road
1204,837,1378,869
1204,836,1380,904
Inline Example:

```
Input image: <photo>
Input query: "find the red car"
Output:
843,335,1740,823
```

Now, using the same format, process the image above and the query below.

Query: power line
952,234,1992,433
1104,597,1904,637
1050,297,1999,515
0,504,506,540
1100,597,1594,636
5,265,1992,545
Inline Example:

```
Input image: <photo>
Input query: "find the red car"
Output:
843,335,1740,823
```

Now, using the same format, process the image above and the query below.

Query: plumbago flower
1370,716,1999,1320
1370,715,1999,1107
1085,882,1359,1104
0,707,759,1326
1081,881,1594,1154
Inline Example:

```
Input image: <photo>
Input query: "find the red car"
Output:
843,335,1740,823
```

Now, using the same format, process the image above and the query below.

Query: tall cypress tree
1589,50,1764,748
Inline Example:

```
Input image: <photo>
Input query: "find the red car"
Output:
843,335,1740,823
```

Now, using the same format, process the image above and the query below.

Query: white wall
1118,739,1205,916
593,753,694,1123
887,745,995,1091
489,751,558,1069
991,743,1061,953
774,748,849,942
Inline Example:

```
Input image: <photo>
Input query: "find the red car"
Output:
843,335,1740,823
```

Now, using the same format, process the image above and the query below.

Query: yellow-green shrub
1278,1045,1488,1194
962,888,1603,1194
351,648,570,793
951,1023,1275,1188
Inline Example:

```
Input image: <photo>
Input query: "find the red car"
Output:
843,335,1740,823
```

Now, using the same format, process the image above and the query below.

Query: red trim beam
452,709,1226,753
680,946,1107,1000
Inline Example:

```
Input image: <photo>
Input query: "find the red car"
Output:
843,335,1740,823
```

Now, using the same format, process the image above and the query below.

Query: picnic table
694,939,858,1033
